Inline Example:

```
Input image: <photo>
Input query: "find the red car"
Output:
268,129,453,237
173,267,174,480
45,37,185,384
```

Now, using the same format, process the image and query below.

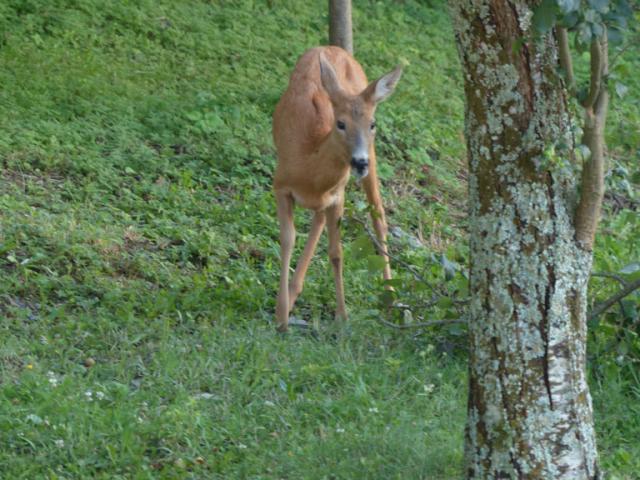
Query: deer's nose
351,157,369,172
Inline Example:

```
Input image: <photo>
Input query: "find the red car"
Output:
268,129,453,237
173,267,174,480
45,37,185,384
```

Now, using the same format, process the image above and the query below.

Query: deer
272,46,402,332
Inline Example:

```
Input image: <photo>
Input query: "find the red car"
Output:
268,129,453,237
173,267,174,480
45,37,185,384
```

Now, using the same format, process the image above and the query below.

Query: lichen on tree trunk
450,0,600,478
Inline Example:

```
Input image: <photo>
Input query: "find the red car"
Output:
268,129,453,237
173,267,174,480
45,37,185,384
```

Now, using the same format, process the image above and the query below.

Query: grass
0,0,638,478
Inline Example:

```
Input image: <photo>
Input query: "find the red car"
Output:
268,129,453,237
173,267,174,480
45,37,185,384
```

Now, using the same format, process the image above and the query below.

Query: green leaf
588,0,610,13
613,61,631,76
607,27,624,45
591,21,605,37
577,22,593,45
532,0,559,33
379,289,396,307
615,82,629,98
447,323,466,336
511,37,525,55
352,234,374,260
559,11,580,28
576,85,590,104
185,111,202,121
437,297,454,308
383,278,404,288
367,255,386,273
619,262,640,275
621,300,638,322
558,0,581,13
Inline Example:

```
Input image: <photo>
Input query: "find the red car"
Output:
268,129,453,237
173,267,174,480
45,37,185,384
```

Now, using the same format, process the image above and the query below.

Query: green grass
0,0,638,478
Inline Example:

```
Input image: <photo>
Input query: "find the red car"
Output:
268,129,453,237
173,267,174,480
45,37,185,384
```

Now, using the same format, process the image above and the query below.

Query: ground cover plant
0,0,638,478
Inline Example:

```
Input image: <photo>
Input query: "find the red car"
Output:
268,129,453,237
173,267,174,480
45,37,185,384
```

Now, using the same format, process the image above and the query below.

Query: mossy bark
450,1,600,478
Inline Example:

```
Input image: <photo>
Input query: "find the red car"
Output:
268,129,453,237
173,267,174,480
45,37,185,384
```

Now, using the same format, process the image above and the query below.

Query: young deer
272,46,402,332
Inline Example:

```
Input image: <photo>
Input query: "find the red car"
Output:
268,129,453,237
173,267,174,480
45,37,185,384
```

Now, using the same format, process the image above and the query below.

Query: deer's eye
336,120,346,131
370,121,376,130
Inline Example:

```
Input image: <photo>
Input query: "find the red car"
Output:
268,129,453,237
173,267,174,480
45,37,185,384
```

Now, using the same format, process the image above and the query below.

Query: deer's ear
363,66,403,104
319,53,344,101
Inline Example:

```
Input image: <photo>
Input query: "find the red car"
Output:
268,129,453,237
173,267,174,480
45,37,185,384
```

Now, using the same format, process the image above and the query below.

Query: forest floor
1,0,639,478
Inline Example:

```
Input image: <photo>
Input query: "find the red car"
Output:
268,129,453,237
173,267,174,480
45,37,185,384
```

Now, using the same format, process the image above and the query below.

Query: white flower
264,400,275,407
47,371,59,387
336,427,345,433
95,391,105,400
55,439,65,448
26,414,43,425
423,384,435,393
238,443,248,449
84,390,93,401
368,407,379,414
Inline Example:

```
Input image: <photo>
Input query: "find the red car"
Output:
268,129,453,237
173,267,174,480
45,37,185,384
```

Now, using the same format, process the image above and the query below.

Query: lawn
0,0,638,478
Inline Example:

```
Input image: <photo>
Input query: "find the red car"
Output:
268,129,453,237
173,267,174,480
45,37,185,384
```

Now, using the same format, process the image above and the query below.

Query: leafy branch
533,0,636,250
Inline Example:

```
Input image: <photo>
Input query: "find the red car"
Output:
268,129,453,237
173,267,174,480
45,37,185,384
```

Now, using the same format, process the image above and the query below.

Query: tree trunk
450,1,600,478
329,0,353,54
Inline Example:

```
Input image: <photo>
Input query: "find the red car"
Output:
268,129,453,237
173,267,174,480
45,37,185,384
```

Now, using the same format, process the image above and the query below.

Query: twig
390,297,470,310
589,277,640,321
390,299,440,309
347,215,433,288
374,315,467,330
609,39,636,72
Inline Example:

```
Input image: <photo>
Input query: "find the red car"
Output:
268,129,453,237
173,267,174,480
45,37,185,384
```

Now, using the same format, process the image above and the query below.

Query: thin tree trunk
329,0,353,54
450,1,600,478
575,36,608,251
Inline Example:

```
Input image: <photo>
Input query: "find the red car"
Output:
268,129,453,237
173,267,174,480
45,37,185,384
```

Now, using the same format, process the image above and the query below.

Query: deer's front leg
275,192,295,332
289,210,326,312
326,199,347,321
362,163,392,283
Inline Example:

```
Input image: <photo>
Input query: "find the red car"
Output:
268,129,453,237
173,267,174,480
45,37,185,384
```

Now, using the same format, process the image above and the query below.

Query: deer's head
319,54,402,180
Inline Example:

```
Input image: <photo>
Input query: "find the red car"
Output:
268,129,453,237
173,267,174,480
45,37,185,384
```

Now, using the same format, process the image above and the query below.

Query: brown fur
272,46,401,332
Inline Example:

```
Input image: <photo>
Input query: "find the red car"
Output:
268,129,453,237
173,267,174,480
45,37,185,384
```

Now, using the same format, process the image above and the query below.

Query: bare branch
589,277,640,321
609,39,635,72
582,39,604,109
557,27,575,91
594,34,609,117
591,271,628,287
